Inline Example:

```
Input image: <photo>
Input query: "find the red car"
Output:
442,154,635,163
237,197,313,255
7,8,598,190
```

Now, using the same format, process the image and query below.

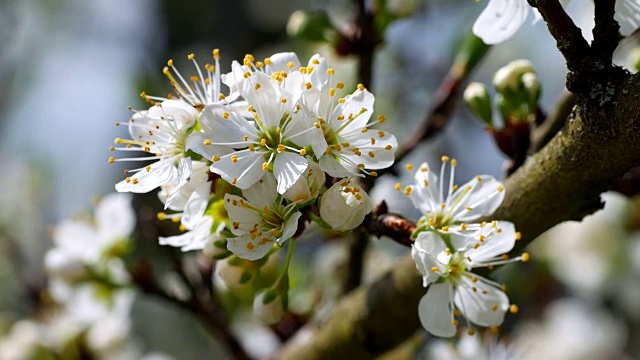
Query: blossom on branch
224,172,301,260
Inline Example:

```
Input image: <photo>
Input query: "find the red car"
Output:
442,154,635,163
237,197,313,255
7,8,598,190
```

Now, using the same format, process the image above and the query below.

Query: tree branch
277,72,640,360
533,0,591,76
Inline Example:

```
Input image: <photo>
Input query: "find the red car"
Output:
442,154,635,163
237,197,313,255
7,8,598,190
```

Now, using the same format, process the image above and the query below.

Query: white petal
450,175,505,222
273,152,308,194
210,150,266,189
462,221,517,263
278,209,301,245
226,234,274,261
333,89,375,135
307,54,329,88
150,100,198,130
412,232,447,286
164,157,192,207
408,162,441,216
242,72,283,129
319,153,359,178
265,52,301,74
242,172,278,208
472,0,530,45
199,103,258,144
115,160,174,193
223,194,262,236
454,276,509,327
338,133,397,170
418,283,457,337
186,132,233,163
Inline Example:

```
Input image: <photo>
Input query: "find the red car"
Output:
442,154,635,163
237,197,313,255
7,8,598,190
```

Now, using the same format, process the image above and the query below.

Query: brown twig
530,89,576,152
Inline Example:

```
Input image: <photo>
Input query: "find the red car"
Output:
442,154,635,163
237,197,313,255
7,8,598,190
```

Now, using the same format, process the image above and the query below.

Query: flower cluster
1,194,173,360
399,157,528,337
109,50,396,323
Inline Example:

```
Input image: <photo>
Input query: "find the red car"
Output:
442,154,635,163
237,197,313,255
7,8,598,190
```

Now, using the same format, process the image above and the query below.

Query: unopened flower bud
203,232,231,260
493,59,535,94
44,249,87,282
283,159,325,204
629,47,640,72
463,82,493,127
216,256,255,288
287,10,334,42
521,72,541,109
320,179,372,231
494,93,511,123
253,288,286,324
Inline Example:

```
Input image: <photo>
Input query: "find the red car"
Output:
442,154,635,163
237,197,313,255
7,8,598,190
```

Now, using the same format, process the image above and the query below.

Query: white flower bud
216,257,254,288
463,82,493,126
44,249,87,282
521,72,541,110
253,289,285,325
202,232,231,260
283,159,325,204
493,59,535,94
320,179,372,231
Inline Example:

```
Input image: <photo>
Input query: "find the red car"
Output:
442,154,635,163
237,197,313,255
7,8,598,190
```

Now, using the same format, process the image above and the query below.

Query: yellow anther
357,164,365,169
243,135,249,141
223,112,229,119
305,82,312,89
255,83,261,90
232,178,237,185
256,61,263,68
277,144,285,153
336,82,344,89
441,155,450,162
501,254,510,260
212,48,220,59
395,182,402,191
263,162,269,171
133,178,139,185
260,139,267,146
203,139,212,146
406,164,413,171
167,59,174,67
515,232,522,240
299,148,306,156
357,83,365,91
404,186,412,196
460,223,468,231
281,97,287,103
468,328,476,336
492,304,498,312
510,304,519,314
368,151,375,158
264,57,271,65
212,155,220,162
327,68,335,75
330,88,335,96
231,155,238,163
378,131,385,138
370,171,378,177
431,266,439,272
377,115,385,123
219,93,226,100
442,226,449,232
452,185,459,191
108,157,115,164
361,128,368,133
452,319,459,326
157,212,167,221
501,284,508,292
522,252,530,262
497,185,504,192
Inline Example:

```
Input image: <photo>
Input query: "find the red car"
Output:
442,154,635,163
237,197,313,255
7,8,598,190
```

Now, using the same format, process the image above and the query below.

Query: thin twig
530,89,576,152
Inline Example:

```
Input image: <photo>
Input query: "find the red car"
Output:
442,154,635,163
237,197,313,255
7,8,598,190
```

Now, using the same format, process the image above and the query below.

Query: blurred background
1,0,639,358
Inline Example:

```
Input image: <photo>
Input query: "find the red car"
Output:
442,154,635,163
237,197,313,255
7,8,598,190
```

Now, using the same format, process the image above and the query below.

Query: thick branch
534,0,591,75
277,72,640,360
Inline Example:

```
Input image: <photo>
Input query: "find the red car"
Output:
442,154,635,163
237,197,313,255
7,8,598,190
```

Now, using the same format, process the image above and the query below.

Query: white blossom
224,172,301,260
111,100,227,196
294,75,397,178
412,222,522,337
44,193,135,283
404,158,505,234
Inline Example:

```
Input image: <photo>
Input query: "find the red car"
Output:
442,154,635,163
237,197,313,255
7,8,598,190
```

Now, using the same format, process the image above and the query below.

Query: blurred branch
383,35,490,176
131,258,252,360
